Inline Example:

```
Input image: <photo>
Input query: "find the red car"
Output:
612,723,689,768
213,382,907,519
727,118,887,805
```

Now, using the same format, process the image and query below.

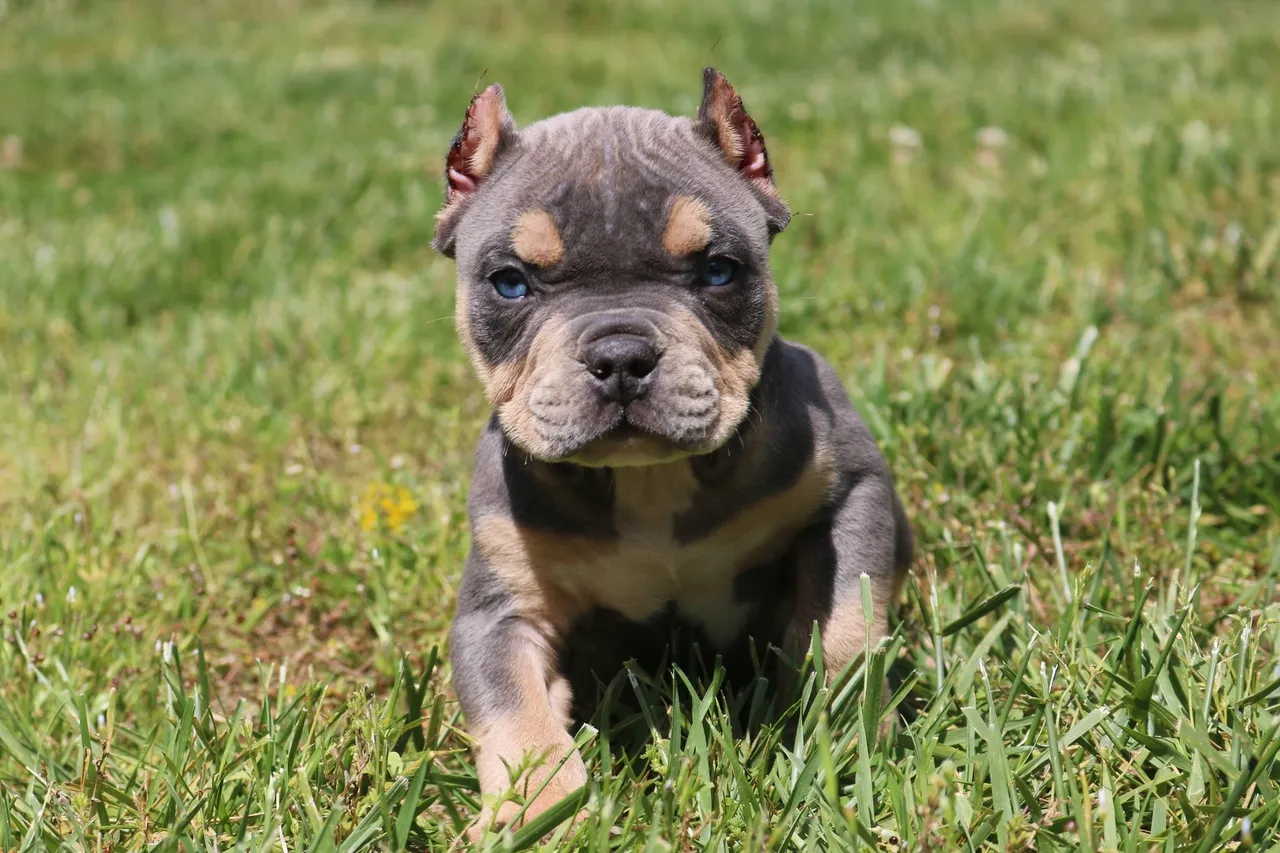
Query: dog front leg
787,472,912,685
449,553,586,840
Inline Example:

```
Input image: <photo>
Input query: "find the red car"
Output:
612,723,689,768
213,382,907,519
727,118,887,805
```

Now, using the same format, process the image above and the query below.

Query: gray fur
444,101,782,463
435,69,912,833
451,337,912,720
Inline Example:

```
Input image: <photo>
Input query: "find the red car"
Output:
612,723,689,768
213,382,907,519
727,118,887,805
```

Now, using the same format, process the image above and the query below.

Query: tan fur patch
665,303,767,449
511,209,565,268
790,558,900,678
813,570,896,677
662,196,712,257
492,317,577,456
612,461,700,527
473,517,601,632
473,444,836,649
486,360,522,408
467,87,505,178
469,637,587,838
569,434,692,468
455,282,491,388
702,77,746,168
671,448,835,644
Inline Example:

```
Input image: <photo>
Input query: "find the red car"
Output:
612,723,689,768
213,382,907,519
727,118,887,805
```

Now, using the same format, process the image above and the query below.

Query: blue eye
490,268,530,299
701,256,739,287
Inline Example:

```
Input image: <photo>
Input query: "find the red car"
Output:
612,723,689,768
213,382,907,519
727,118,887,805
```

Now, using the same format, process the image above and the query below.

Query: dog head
433,69,790,466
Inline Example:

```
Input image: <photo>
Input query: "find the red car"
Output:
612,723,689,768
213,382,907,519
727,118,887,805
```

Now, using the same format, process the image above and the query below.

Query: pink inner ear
444,88,498,202
742,146,768,182
447,167,478,198
727,94,771,183
445,123,483,201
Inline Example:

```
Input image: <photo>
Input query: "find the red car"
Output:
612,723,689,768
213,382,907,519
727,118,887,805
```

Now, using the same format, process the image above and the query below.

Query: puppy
431,68,912,839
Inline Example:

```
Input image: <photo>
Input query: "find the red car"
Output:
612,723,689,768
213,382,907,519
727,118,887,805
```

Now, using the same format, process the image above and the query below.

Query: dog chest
475,456,833,648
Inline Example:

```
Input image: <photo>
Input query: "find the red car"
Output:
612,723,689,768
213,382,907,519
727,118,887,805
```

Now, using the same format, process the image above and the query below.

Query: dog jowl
433,68,913,839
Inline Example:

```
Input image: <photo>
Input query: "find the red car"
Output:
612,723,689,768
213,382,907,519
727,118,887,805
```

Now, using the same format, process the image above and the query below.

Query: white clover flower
976,126,1009,149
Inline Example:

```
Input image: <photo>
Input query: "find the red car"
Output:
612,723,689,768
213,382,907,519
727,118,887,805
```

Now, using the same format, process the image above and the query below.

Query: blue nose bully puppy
432,68,913,839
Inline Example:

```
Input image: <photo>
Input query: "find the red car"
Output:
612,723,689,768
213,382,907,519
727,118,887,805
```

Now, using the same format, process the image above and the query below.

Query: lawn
2,0,1279,849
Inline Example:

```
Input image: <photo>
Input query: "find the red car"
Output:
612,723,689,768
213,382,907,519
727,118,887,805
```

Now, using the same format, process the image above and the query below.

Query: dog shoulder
767,338,888,475
769,337,912,567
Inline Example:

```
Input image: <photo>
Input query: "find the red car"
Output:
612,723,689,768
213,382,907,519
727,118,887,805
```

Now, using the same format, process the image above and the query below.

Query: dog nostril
583,334,659,399
626,354,656,379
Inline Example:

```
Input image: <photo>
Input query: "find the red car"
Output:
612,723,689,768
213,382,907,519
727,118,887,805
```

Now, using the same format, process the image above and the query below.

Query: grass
1,0,1279,848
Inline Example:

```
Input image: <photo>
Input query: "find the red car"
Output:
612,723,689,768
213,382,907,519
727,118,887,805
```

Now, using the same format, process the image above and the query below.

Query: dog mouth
567,418,694,468
522,351,731,465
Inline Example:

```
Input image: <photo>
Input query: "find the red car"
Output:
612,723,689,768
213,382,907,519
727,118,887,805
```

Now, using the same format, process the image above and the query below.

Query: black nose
582,334,659,403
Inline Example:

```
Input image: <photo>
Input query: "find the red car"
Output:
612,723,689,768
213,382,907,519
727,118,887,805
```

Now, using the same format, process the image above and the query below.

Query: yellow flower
359,482,419,533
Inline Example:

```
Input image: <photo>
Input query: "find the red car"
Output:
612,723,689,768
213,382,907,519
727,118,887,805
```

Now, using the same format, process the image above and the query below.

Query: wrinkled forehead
456,107,770,270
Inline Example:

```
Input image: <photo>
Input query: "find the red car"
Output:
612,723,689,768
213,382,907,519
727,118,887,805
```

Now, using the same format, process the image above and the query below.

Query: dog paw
465,792,588,843
464,802,516,843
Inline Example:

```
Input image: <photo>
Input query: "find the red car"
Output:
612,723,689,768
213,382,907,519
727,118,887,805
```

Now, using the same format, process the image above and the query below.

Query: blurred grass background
1,0,1279,849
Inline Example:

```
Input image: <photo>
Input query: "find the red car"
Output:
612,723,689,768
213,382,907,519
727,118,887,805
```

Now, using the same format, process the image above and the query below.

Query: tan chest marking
476,448,835,647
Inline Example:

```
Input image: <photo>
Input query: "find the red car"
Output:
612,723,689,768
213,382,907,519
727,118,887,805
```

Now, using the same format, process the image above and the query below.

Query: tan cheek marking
662,196,712,257
484,317,573,457
719,346,762,402
511,209,565,268
455,283,493,388
668,304,763,446
487,361,522,408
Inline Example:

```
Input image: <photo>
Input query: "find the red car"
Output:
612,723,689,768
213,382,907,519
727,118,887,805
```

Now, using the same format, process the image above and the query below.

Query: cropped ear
696,67,790,235
432,84,518,257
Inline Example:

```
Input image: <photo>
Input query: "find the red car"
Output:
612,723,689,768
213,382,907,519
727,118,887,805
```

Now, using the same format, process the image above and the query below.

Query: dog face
433,69,790,466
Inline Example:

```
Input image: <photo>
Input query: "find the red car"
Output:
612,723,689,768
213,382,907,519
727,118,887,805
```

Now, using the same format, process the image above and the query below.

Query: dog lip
583,415,669,447
534,402,712,464
609,422,656,441
568,422,690,467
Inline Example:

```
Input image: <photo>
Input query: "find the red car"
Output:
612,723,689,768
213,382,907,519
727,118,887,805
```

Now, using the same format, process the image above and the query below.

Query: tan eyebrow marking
510,209,565,267
662,195,712,257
